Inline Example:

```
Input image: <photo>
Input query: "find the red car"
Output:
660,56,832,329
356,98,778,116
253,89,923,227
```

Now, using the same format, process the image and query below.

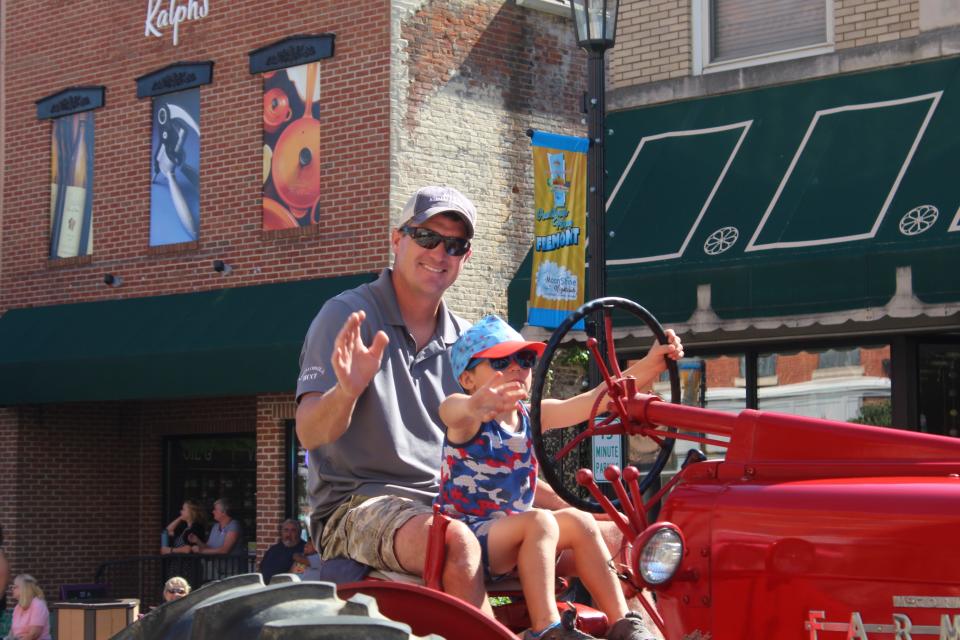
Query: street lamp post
570,0,619,386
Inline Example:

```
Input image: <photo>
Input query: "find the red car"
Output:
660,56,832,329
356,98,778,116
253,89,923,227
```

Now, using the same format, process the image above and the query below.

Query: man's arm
295,385,360,449
295,310,389,449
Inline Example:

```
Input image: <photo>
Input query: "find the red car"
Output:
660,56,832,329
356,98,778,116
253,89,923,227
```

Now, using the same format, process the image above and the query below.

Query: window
693,0,833,74
818,347,861,370
285,420,311,536
758,346,890,424
262,62,322,230
50,112,94,258
150,89,201,245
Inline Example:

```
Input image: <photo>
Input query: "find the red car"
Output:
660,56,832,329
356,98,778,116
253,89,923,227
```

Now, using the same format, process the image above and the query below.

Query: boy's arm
620,328,683,390
439,393,483,442
439,373,526,442
540,329,683,431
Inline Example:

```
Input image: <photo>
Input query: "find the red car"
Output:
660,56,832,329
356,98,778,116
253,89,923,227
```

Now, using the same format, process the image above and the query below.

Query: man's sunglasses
468,349,539,372
166,588,186,595
400,225,471,257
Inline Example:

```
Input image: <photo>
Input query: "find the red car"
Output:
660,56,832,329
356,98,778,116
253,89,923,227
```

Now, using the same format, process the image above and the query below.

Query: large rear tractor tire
114,574,443,640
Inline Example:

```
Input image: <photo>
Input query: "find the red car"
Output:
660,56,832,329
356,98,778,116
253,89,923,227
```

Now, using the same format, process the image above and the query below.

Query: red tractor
123,298,960,640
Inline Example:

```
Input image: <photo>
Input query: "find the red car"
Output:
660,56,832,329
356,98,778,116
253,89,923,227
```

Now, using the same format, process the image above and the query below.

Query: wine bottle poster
150,88,201,246
262,62,321,230
49,111,94,259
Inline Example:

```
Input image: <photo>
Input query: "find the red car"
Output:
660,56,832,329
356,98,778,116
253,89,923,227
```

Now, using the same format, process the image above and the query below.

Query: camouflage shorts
319,494,433,573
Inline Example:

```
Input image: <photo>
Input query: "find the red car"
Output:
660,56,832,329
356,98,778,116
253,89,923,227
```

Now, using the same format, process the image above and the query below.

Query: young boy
437,315,682,640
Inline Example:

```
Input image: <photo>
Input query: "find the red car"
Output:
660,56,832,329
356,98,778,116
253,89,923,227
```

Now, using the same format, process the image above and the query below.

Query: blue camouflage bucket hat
450,315,546,381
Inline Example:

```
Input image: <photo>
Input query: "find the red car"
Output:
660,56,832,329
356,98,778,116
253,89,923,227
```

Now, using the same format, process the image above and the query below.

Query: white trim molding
516,0,571,18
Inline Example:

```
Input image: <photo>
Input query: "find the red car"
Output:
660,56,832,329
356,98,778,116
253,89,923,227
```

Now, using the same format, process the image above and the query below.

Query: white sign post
591,433,622,482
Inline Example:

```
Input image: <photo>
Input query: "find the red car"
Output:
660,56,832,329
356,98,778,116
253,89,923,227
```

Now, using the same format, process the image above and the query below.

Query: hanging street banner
528,131,588,329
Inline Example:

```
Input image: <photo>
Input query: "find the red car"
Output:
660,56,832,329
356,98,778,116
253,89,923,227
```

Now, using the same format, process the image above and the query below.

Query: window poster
150,88,201,245
262,62,321,229
50,111,94,258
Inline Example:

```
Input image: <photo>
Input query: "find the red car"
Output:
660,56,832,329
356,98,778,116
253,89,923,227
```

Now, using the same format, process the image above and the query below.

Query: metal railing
93,554,256,609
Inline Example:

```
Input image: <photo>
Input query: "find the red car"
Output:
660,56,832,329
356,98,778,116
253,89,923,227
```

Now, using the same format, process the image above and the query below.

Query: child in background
437,315,682,640
162,577,191,602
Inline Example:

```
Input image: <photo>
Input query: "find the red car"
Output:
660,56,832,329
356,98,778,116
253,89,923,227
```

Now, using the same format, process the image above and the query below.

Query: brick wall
7,404,140,594
611,0,690,88
0,397,255,604
391,0,584,321
1,0,392,312
836,0,919,49
611,1,924,89
254,393,296,560
0,408,17,610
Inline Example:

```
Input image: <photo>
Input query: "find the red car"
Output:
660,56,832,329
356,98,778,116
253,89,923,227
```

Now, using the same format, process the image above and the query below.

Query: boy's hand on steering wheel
333,311,389,399
468,372,527,422
644,329,684,372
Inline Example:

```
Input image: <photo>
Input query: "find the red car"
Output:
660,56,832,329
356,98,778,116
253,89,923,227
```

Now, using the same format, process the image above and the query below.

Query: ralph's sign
145,0,210,46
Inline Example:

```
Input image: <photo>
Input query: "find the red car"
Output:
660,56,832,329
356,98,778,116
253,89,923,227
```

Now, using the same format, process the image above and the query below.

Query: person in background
161,500,207,554
0,525,10,638
291,539,322,579
162,577,191,603
259,519,305,583
189,498,244,556
9,575,50,640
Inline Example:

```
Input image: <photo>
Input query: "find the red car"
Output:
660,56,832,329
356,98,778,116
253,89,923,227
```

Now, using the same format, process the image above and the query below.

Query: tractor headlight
638,525,684,585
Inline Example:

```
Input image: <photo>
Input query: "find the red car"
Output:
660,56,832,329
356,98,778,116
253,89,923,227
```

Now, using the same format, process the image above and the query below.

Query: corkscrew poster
262,62,321,229
150,88,201,246
50,112,94,259
528,131,588,329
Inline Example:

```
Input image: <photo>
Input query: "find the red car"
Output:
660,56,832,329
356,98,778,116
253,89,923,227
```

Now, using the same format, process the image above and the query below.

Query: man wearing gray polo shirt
295,186,492,615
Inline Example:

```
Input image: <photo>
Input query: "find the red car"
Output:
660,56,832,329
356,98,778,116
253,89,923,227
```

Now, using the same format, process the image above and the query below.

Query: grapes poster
262,62,321,230
50,112,94,259
150,88,201,246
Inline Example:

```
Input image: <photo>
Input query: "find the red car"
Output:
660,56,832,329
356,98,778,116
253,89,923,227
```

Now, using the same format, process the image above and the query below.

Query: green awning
510,57,960,338
0,274,375,404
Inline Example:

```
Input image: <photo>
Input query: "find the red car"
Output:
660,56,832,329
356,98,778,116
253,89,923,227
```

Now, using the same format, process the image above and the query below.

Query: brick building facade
0,0,583,605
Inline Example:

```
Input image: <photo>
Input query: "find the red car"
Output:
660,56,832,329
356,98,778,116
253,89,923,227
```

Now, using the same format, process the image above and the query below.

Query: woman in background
190,498,244,556
9,575,51,640
0,525,10,637
161,500,207,554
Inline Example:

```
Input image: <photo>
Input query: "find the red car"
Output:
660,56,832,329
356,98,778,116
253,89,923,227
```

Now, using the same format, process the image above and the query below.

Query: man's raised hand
332,311,389,398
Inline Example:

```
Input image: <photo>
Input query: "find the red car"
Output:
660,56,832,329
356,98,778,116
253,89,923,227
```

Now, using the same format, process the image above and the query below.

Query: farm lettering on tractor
806,610,960,639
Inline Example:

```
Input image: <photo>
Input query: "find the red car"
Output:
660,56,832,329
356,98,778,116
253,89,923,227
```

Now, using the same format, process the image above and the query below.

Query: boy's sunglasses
400,225,471,257
468,349,538,372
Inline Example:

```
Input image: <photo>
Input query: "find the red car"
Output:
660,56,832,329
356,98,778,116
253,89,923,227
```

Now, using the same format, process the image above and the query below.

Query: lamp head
569,0,619,52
